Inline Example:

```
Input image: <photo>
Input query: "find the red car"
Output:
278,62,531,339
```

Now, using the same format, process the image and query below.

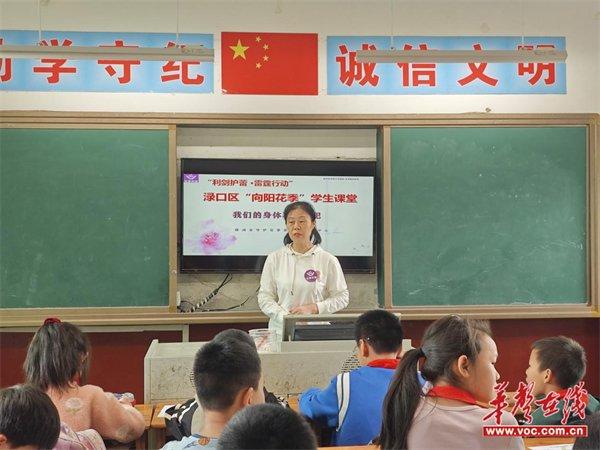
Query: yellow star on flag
230,39,249,60
263,55,269,61
255,36,262,42
263,44,269,50
256,62,262,69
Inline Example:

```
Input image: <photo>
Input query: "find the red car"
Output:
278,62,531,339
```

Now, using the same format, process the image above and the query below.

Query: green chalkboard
391,127,587,307
0,128,170,308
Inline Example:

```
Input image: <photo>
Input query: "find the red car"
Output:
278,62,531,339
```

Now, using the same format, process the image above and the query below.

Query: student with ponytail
379,315,524,450
258,201,349,339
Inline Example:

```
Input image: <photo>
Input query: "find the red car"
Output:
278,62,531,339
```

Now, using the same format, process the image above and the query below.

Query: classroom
0,0,599,449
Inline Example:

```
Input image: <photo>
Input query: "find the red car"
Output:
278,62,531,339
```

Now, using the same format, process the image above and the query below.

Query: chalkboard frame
0,123,178,322
381,117,599,318
0,112,597,325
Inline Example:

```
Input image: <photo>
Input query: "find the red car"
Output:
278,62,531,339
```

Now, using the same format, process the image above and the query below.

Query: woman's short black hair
0,384,60,449
23,320,91,391
217,403,317,450
282,201,322,245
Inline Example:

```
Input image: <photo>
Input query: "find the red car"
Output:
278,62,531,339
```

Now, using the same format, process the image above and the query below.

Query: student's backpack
164,388,287,439
164,398,199,440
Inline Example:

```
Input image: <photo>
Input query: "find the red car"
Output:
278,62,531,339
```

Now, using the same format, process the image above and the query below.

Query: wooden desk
150,402,168,449
318,446,375,450
288,395,300,413
133,404,154,450
523,437,575,448
317,441,575,450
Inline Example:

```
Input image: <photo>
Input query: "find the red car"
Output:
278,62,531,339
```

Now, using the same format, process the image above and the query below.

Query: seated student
217,404,317,450
165,328,283,439
379,315,524,450
299,309,405,446
23,318,145,443
0,384,60,450
526,336,600,425
162,338,265,449
0,384,105,450
573,412,600,450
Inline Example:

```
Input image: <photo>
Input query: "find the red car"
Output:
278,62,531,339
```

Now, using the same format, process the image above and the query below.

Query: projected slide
183,173,374,257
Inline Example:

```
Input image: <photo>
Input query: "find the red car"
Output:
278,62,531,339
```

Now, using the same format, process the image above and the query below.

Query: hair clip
421,380,433,395
43,317,62,326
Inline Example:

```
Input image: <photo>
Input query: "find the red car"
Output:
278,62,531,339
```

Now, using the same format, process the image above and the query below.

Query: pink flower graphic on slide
189,220,236,254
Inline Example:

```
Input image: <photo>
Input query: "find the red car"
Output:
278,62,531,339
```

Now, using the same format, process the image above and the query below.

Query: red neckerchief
556,389,589,405
427,385,479,406
367,359,400,370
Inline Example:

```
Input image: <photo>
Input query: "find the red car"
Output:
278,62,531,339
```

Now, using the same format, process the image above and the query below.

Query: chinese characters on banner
485,381,588,425
182,174,374,257
0,31,566,95
0,30,213,92
327,36,566,94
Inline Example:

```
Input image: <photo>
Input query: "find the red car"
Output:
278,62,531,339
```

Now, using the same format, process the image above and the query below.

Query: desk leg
135,430,148,450
149,428,166,449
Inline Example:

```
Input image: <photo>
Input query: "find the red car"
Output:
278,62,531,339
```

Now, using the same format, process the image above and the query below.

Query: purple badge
183,174,199,182
304,269,319,282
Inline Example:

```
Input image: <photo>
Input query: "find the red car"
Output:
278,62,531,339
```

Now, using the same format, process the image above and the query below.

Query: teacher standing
258,201,350,339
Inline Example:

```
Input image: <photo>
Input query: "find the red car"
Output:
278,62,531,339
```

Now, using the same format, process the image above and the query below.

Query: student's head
354,309,404,364
282,201,322,246
217,404,317,450
379,315,496,450
23,318,90,391
213,328,256,349
0,385,60,450
573,412,600,450
193,339,264,414
526,336,586,396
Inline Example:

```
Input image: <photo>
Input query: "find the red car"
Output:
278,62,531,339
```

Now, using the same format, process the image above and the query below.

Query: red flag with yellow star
221,32,318,95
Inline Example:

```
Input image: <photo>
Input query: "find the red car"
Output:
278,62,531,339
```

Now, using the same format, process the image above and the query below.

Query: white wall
1,0,598,113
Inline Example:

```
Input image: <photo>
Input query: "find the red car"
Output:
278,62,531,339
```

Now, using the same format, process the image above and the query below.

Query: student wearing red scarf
299,310,408,446
379,315,524,450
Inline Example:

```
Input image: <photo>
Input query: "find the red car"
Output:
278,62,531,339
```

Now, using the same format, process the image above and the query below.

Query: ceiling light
0,44,214,62
355,48,567,64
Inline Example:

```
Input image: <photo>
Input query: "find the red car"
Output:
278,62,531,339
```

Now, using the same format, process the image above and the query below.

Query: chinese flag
221,32,318,95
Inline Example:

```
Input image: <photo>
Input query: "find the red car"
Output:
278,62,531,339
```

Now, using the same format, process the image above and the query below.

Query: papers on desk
156,404,175,419
527,444,573,450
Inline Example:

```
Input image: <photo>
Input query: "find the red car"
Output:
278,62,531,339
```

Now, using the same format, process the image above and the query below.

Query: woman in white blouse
258,201,349,339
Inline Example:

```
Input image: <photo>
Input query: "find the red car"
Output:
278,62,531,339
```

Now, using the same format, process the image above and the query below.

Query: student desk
523,437,575,448
288,395,300,413
150,402,168,449
315,439,575,449
318,446,375,450
133,404,153,450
